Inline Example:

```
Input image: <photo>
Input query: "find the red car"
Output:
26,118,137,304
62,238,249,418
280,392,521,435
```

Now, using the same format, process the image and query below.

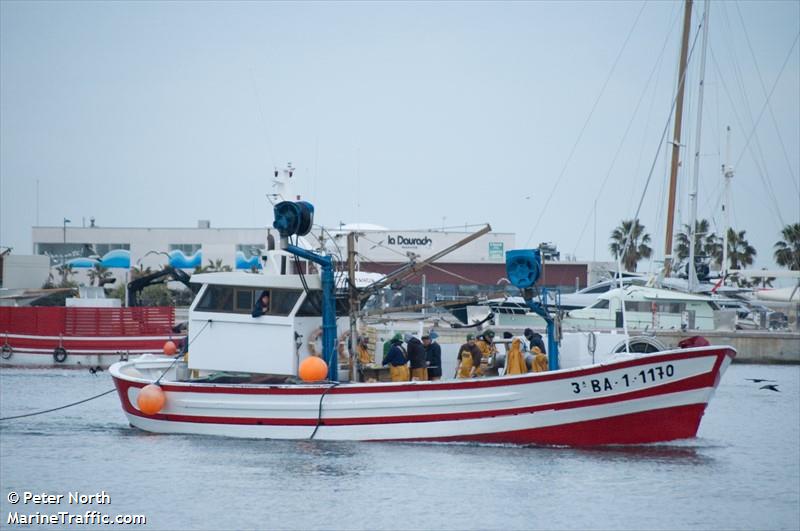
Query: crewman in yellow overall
456,334,482,378
531,346,549,373
505,338,527,375
475,330,498,375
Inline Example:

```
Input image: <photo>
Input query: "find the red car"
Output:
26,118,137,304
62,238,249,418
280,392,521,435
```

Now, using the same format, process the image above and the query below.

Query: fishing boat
109,200,735,446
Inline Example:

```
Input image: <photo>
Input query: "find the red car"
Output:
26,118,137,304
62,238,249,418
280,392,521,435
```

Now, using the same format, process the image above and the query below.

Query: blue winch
505,249,560,370
273,201,338,381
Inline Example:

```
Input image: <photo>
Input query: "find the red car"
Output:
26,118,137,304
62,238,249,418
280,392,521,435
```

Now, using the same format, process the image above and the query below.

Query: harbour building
31,223,612,305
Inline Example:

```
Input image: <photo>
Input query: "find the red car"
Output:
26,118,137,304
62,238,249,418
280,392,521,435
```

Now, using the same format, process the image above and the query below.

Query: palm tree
609,219,652,272
195,259,233,274
55,263,76,287
87,264,114,286
725,228,757,287
130,264,153,280
675,218,722,264
774,222,800,271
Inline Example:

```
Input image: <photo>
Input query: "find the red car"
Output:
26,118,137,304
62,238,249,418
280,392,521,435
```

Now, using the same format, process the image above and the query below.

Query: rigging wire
571,5,680,257
419,262,486,286
355,236,487,287
732,32,799,203
708,49,784,226
155,319,212,386
716,5,785,226
293,235,323,315
247,68,276,174
734,2,799,196
525,1,648,247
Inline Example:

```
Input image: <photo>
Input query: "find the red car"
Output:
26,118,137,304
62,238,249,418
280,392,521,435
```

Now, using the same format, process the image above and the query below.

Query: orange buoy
298,356,328,382
163,340,177,356
137,384,166,415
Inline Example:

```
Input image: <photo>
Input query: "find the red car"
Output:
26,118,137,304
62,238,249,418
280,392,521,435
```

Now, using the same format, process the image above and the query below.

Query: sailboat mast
722,125,733,281
687,0,711,293
663,0,694,277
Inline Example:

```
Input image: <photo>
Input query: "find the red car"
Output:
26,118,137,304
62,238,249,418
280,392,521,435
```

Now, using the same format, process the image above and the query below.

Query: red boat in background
0,306,181,367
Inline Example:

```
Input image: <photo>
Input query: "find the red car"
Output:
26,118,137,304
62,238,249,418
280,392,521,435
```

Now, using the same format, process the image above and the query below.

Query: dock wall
652,330,800,364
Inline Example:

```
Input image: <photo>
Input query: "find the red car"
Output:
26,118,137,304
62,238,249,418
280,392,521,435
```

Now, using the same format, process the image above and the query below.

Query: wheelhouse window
270,289,302,315
235,289,254,312
591,299,610,309
296,291,323,316
196,285,302,316
196,285,234,312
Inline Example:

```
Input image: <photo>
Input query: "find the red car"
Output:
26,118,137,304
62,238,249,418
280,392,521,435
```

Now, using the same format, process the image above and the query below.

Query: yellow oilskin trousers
411,367,428,381
457,351,473,378
389,365,410,382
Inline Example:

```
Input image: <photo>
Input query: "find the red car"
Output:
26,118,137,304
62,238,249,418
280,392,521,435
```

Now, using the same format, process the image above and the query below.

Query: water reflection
568,443,712,465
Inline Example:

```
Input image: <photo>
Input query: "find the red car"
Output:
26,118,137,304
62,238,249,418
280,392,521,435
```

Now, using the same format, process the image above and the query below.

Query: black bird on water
759,384,780,392
746,378,776,383
88,366,103,375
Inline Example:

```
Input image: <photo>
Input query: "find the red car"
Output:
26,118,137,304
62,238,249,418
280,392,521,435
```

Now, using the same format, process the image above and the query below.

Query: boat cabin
186,251,345,376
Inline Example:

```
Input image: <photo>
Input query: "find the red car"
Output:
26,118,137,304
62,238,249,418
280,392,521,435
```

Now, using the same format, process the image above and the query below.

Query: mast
347,232,359,382
687,0,711,293
663,0,694,277
722,125,733,281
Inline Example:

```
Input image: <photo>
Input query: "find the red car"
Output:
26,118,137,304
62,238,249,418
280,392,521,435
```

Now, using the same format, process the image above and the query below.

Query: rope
0,324,216,422
309,382,340,440
154,319,212,385
0,388,117,421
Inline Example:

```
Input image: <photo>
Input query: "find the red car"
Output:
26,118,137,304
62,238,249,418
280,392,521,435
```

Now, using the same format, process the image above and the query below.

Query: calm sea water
1,364,798,531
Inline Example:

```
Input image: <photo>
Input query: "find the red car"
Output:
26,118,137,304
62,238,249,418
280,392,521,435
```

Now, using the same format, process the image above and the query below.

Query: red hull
410,403,706,446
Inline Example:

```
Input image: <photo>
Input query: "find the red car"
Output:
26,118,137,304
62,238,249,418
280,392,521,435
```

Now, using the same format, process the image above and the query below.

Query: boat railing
0,306,176,337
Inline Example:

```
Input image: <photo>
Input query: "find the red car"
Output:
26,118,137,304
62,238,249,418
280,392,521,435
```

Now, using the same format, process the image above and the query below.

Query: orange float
137,384,166,415
163,340,177,355
298,356,328,382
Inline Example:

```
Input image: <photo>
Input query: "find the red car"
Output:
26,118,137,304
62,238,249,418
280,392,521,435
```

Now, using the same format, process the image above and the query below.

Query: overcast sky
1,0,798,272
